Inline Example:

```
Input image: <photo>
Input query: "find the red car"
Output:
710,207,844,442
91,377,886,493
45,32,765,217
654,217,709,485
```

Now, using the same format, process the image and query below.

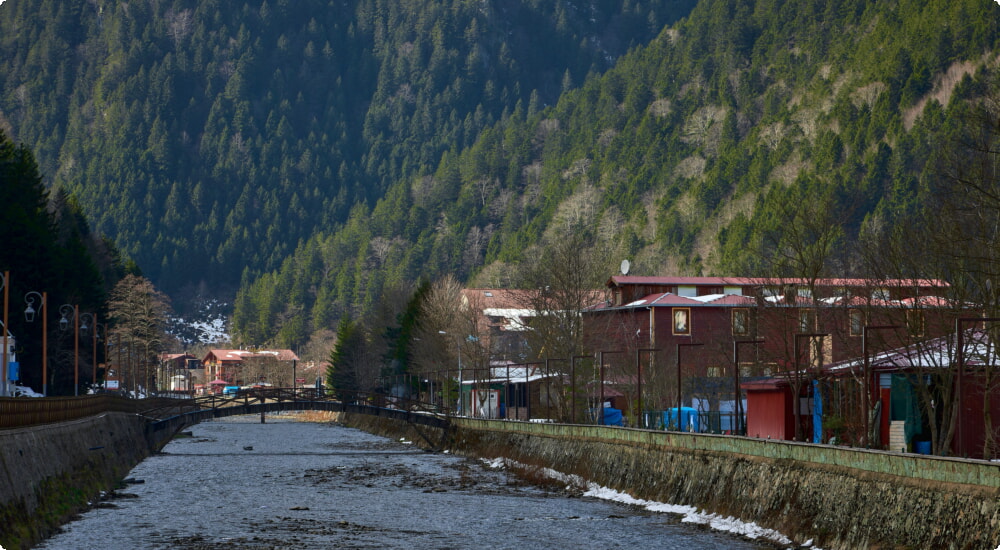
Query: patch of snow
483,456,805,549
167,298,231,345
11,385,42,397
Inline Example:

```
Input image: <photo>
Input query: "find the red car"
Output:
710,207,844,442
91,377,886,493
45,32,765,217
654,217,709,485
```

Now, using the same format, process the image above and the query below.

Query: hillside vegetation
231,0,1000,350
0,0,693,301
3,0,1000,354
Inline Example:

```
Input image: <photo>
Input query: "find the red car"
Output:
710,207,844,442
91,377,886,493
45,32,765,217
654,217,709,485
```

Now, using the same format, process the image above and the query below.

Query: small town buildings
818,329,1000,459
581,276,956,435
158,353,199,392
459,288,537,362
458,361,563,421
201,348,300,391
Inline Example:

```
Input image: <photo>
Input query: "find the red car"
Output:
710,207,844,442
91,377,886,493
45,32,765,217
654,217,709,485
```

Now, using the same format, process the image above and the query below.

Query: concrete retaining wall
0,413,151,549
340,414,1000,550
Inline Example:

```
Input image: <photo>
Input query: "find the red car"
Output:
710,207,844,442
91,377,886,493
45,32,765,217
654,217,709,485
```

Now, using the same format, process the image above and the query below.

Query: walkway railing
0,395,180,429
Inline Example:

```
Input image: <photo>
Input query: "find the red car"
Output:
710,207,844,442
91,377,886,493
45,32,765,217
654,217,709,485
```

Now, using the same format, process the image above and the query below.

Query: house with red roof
202,348,300,390
582,276,957,435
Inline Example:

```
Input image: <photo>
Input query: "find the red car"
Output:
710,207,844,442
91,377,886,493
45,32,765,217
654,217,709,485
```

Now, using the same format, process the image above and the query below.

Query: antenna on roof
620,259,631,276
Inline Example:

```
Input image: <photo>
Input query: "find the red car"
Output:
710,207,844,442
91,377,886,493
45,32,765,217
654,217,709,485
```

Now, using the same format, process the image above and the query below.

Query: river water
38,415,777,549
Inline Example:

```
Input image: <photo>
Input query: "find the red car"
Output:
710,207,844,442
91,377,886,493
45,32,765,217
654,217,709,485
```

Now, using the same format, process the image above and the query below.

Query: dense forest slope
231,0,1000,349
3,0,1000,352
0,0,693,302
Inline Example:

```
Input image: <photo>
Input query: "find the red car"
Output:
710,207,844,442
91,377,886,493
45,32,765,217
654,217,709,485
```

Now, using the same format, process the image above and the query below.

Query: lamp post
675,342,703,431
79,312,97,390
1,271,9,398
24,291,48,396
733,339,764,436
862,325,899,447
636,348,660,428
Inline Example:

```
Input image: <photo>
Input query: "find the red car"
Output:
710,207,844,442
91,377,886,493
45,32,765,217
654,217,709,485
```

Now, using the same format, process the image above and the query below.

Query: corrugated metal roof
607,275,949,288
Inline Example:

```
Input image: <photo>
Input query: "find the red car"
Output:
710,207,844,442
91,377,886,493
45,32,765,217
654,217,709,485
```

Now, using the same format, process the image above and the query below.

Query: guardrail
0,395,179,429
0,387,454,430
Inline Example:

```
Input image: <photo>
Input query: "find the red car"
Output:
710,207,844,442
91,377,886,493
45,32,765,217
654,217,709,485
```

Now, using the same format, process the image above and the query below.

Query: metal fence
0,395,151,429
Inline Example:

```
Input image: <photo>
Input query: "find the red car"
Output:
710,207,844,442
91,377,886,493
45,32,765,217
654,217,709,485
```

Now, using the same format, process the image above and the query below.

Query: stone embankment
0,413,152,549
341,413,1000,550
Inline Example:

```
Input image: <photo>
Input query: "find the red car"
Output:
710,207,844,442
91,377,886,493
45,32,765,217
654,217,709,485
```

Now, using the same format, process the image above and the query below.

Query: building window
673,308,691,335
707,365,724,377
849,309,864,337
798,308,816,332
907,310,925,337
732,308,750,336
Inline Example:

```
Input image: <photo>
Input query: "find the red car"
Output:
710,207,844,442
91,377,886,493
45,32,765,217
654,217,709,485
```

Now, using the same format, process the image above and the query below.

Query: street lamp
675,342,703,431
24,291,48,396
440,330,466,414
733,339,764,436
862,325,899,447
80,312,97,390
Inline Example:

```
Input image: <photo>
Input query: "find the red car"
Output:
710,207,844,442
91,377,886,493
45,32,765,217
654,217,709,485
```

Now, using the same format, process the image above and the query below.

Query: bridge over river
138,387,454,452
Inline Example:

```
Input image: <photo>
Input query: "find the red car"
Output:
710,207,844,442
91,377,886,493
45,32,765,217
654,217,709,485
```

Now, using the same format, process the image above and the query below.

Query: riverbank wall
0,413,151,550
340,413,1000,550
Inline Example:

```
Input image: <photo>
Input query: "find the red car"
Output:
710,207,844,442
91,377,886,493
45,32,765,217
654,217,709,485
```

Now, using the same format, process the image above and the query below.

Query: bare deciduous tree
107,274,171,396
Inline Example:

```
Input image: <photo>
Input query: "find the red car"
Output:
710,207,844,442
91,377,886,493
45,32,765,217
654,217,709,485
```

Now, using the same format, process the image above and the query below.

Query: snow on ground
483,457,807,549
11,385,42,397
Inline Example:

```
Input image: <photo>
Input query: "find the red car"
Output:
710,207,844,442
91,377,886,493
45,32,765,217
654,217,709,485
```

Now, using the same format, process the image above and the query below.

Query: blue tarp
593,407,623,426
663,407,699,432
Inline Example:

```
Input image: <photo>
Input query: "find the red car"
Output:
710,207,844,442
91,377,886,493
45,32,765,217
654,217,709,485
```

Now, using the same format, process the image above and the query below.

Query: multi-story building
581,276,956,434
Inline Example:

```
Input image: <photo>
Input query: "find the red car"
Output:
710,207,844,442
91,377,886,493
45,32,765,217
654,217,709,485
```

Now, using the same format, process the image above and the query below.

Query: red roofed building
582,276,957,435
202,348,300,388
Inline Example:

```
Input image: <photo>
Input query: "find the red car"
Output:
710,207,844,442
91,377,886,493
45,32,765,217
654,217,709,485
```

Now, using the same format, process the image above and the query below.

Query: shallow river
38,415,775,549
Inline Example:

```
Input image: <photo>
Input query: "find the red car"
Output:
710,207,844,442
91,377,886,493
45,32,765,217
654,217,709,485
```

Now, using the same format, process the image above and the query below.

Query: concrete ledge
453,418,1000,489
0,413,151,549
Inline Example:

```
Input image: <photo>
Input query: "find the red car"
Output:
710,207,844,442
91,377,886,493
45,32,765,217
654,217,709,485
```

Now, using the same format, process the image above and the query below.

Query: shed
743,378,795,440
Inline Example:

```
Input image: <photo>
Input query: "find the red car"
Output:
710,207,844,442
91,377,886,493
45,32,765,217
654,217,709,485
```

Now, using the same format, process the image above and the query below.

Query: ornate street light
80,313,97,388
24,291,48,396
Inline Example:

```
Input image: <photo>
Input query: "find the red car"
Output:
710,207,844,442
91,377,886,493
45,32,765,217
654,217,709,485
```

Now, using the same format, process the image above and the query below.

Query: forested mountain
231,0,1000,350
4,0,1000,355
0,0,694,303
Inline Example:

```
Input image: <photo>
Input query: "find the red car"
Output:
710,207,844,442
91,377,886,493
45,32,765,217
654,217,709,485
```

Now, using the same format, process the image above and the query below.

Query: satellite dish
620,259,631,275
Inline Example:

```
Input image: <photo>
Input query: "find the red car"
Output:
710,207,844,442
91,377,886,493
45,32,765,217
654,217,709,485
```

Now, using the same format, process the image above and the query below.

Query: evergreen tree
326,316,361,399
